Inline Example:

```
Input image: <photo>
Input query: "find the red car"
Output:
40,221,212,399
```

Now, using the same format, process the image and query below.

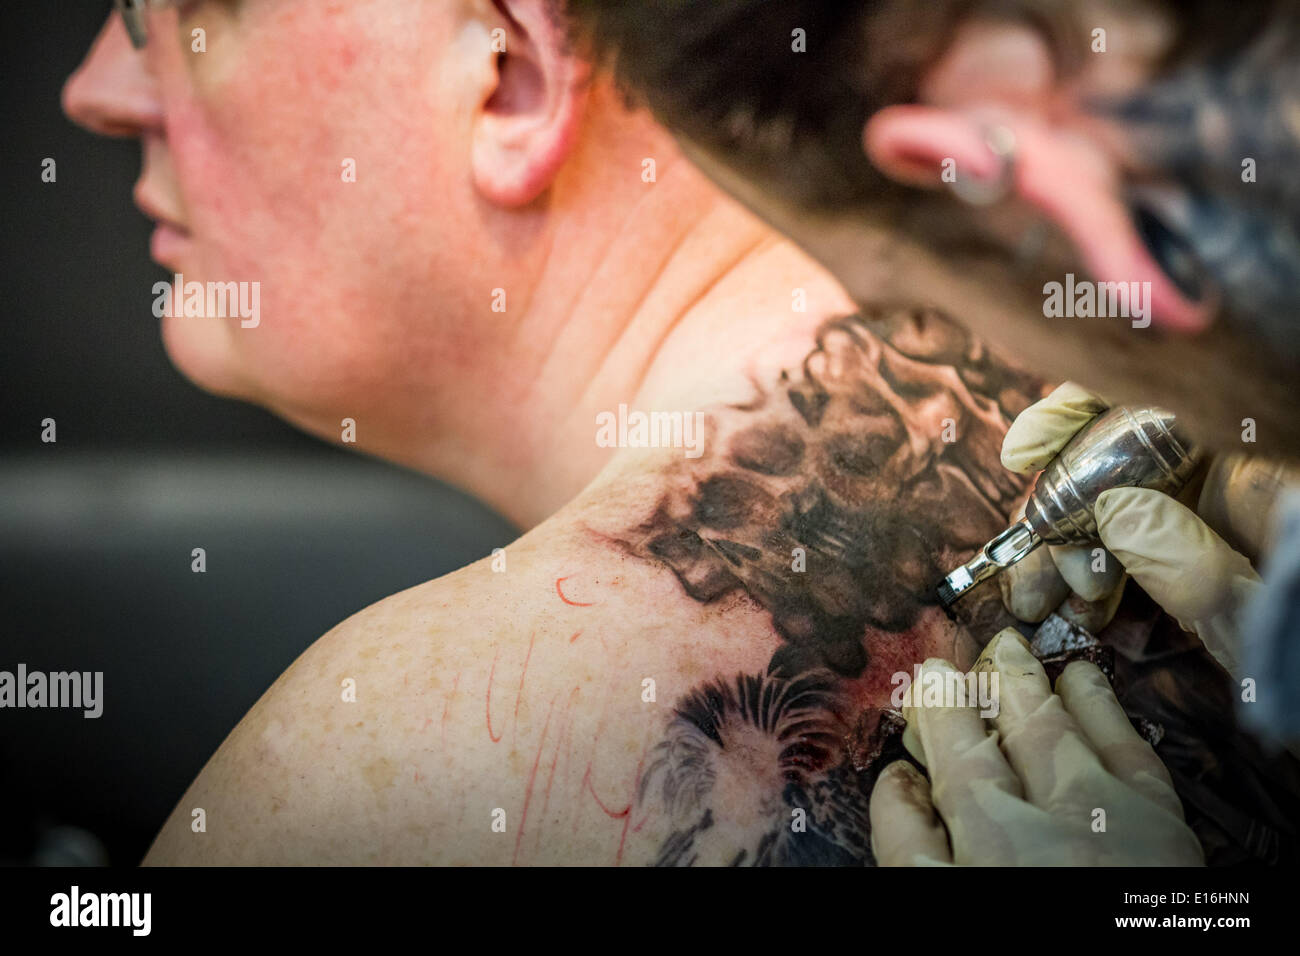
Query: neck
426,152,856,528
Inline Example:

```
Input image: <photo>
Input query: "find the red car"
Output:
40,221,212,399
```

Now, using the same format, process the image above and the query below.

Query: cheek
158,5,460,417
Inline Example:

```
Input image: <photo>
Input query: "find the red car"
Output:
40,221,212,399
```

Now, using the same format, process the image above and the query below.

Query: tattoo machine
937,405,1202,608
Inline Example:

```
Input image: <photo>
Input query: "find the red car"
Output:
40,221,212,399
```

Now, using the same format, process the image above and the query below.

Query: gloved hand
869,629,1204,865
999,382,1262,678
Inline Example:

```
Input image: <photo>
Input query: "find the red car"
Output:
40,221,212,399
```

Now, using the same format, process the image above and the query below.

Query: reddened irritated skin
64,1,740,528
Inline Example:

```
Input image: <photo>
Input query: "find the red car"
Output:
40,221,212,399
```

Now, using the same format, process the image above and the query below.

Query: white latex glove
1000,383,1262,678
869,629,1204,866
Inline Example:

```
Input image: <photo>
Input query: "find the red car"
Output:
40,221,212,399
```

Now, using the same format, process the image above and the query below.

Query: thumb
1001,382,1109,474
1095,487,1261,677
869,762,953,866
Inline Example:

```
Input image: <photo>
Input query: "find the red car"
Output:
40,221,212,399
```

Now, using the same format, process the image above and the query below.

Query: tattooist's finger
1055,660,1185,821
1001,383,1110,475
902,657,1022,813
869,761,954,866
1000,544,1071,624
974,628,1112,812
1049,543,1126,602
1054,577,1128,633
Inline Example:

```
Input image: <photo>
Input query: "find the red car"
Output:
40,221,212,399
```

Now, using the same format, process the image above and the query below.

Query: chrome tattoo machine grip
938,406,1201,607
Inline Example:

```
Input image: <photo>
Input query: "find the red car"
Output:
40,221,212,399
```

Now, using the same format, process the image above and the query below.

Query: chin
160,314,248,400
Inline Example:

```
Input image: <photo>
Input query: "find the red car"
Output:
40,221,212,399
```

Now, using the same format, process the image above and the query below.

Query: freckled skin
147,535,782,865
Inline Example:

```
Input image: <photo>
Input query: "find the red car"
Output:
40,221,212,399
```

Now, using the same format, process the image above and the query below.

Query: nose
63,14,163,137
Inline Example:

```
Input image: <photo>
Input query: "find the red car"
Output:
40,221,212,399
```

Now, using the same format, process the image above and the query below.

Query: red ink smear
583,765,635,866
513,696,558,866
621,757,648,864
486,650,503,743
541,738,563,827
569,631,582,643
582,765,631,819
541,687,582,827
513,632,535,727
556,576,595,607
441,670,462,750
422,716,433,731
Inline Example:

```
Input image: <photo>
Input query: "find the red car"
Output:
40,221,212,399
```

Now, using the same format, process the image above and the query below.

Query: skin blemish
362,757,397,795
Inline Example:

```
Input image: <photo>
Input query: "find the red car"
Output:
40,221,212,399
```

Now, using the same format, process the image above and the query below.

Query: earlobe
1006,120,1213,333
864,105,1211,333
863,106,1011,192
860,16,1209,332
470,0,589,208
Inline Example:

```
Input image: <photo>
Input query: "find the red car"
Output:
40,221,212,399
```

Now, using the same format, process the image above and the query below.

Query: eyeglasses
114,0,173,50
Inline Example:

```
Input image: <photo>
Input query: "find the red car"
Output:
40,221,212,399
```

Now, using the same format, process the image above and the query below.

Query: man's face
64,1,495,437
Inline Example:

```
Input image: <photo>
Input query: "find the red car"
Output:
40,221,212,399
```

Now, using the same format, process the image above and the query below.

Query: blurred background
0,4,516,865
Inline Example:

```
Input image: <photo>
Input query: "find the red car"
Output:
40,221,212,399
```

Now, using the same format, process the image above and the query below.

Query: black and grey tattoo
614,309,1045,865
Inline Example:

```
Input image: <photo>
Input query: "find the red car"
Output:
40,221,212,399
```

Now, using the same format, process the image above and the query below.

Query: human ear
862,19,1210,333
470,0,590,207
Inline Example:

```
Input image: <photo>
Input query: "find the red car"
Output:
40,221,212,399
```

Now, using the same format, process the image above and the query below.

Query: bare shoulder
142,516,758,865
145,307,1038,866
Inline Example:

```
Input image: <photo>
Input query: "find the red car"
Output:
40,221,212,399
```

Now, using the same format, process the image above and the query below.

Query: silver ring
947,125,1017,207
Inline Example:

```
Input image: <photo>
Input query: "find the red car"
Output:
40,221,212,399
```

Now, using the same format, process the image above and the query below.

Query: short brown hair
565,1,1084,214
565,0,1289,216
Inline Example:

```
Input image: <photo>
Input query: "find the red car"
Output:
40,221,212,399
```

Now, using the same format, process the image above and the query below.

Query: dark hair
564,1,1082,214
564,0,1292,216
